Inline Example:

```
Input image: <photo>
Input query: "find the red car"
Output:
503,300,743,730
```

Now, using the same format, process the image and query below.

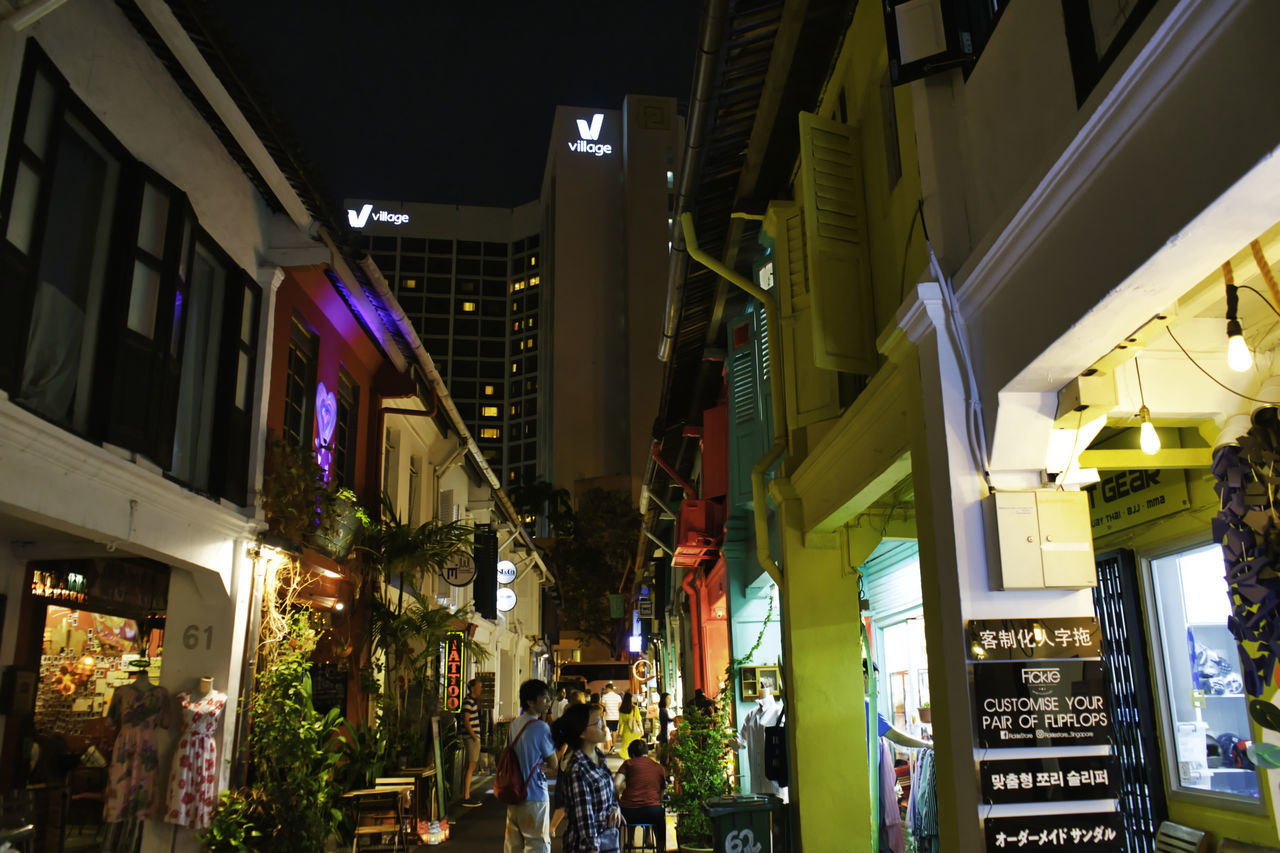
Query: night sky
210,1,702,210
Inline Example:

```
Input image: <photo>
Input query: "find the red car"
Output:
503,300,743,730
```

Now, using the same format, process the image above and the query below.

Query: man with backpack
501,679,556,853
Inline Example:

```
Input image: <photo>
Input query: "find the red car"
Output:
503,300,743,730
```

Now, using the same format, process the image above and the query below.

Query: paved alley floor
418,754,676,852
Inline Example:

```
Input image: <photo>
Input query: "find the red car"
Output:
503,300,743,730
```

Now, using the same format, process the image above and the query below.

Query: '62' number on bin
726,829,762,853
183,625,213,650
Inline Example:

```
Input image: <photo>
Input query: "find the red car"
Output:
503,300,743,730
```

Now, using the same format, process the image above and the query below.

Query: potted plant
918,701,931,723
666,698,736,851
308,487,369,562
260,438,327,545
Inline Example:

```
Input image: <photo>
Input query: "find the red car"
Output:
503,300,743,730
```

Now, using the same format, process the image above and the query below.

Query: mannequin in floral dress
165,676,227,830
104,666,171,823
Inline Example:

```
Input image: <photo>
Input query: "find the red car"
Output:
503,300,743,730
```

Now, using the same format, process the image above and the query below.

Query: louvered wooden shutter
726,314,762,507
765,200,839,428
798,111,877,375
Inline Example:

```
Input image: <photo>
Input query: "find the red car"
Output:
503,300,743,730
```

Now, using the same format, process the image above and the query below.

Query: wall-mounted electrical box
991,490,1097,589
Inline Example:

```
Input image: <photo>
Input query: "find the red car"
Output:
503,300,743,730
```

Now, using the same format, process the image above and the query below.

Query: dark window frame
1061,0,1159,107
282,315,318,449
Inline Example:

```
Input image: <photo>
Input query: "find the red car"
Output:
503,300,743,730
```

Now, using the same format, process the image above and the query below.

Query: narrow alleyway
421,755,677,853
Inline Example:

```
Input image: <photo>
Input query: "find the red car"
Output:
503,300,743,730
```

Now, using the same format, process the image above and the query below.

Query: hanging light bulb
1139,406,1161,455
1227,318,1253,371
1224,267,1253,372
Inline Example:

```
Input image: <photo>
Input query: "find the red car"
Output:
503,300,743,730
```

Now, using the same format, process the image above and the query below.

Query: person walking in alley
504,679,557,853
551,687,569,721
600,682,621,750
461,678,484,806
616,692,644,758
553,703,625,853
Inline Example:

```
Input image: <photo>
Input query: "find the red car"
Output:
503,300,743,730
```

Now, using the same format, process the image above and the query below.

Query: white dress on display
164,688,227,830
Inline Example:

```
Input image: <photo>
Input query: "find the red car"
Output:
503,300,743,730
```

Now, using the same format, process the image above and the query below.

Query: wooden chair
344,784,413,852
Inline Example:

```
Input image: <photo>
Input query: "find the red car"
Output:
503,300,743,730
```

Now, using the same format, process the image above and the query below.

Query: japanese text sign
979,756,1120,804
966,617,1101,661
443,631,466,713
985,812,1124,851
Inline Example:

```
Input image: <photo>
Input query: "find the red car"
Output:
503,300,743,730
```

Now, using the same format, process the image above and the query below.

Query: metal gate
1094,549,1168,853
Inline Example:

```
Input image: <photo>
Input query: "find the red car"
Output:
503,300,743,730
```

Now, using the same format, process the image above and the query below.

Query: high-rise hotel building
347,95,682,504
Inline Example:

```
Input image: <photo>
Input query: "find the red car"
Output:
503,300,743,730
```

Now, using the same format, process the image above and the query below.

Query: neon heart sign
315,382,337,478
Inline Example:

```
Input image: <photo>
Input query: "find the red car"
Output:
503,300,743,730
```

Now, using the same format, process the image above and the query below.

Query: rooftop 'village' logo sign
346,203,410,228
443,631,466,714
568,113,612,157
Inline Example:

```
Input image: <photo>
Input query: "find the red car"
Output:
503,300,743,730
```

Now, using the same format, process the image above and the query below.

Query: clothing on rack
878,739,904,853
908,747,938,853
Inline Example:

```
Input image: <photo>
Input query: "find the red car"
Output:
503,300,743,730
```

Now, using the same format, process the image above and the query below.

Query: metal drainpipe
680,213,786,585
681,568,706,692
650,440,698,500
658,0,728,362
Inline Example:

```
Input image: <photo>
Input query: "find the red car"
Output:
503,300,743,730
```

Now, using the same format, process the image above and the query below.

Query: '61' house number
183,625,213,650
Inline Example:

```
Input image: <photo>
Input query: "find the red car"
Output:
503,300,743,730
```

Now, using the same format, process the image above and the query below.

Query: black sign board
980,756,1119,804
477,671,496,705
966,617,1101,661
310,663,348,716
973,660,1112,748
984,812,1124,851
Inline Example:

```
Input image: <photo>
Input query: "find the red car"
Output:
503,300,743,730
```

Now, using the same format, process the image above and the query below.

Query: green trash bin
705,795,773,853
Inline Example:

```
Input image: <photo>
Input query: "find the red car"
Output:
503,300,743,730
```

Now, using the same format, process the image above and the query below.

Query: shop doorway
1094,549,1166,853
8,558,169,851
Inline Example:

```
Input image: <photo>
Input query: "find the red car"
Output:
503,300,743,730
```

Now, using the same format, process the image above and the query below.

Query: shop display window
879,616,930,737
1149,542,1259,801
33,606,161,774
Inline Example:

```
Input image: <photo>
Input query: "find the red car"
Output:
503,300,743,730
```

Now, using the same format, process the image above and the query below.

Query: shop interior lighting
1135,358,1160,455
1224,261,1253,372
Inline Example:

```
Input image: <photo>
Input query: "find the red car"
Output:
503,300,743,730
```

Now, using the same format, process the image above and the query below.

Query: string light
1224,261,1253,372
1135,358,1160,455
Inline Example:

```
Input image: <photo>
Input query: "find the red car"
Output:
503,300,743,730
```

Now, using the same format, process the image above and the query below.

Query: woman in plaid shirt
553,703,624,853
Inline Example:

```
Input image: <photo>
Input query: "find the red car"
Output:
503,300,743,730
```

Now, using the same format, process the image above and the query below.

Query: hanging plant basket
307,491,366,562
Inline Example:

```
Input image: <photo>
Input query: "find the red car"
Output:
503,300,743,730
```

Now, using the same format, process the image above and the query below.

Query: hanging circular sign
632,658,654,682
497,559,517,584
496,588,517,612
441,552,476,588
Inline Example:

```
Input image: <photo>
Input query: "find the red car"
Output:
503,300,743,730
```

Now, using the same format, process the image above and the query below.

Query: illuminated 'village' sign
443,631,466,713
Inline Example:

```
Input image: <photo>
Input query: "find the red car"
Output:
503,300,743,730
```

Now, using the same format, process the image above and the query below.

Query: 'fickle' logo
569,113,612,157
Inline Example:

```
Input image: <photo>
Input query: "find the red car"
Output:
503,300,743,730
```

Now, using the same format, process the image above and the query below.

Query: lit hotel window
484,384,495,396
482,405,498,417
511,405,518,416
404,279,418,289
480,427,500,439
529,255,537,266
462,301,476,312
529,276,540,287
511,362,519,374
512,280,526,292
666,170,674,188
513,321,521,332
